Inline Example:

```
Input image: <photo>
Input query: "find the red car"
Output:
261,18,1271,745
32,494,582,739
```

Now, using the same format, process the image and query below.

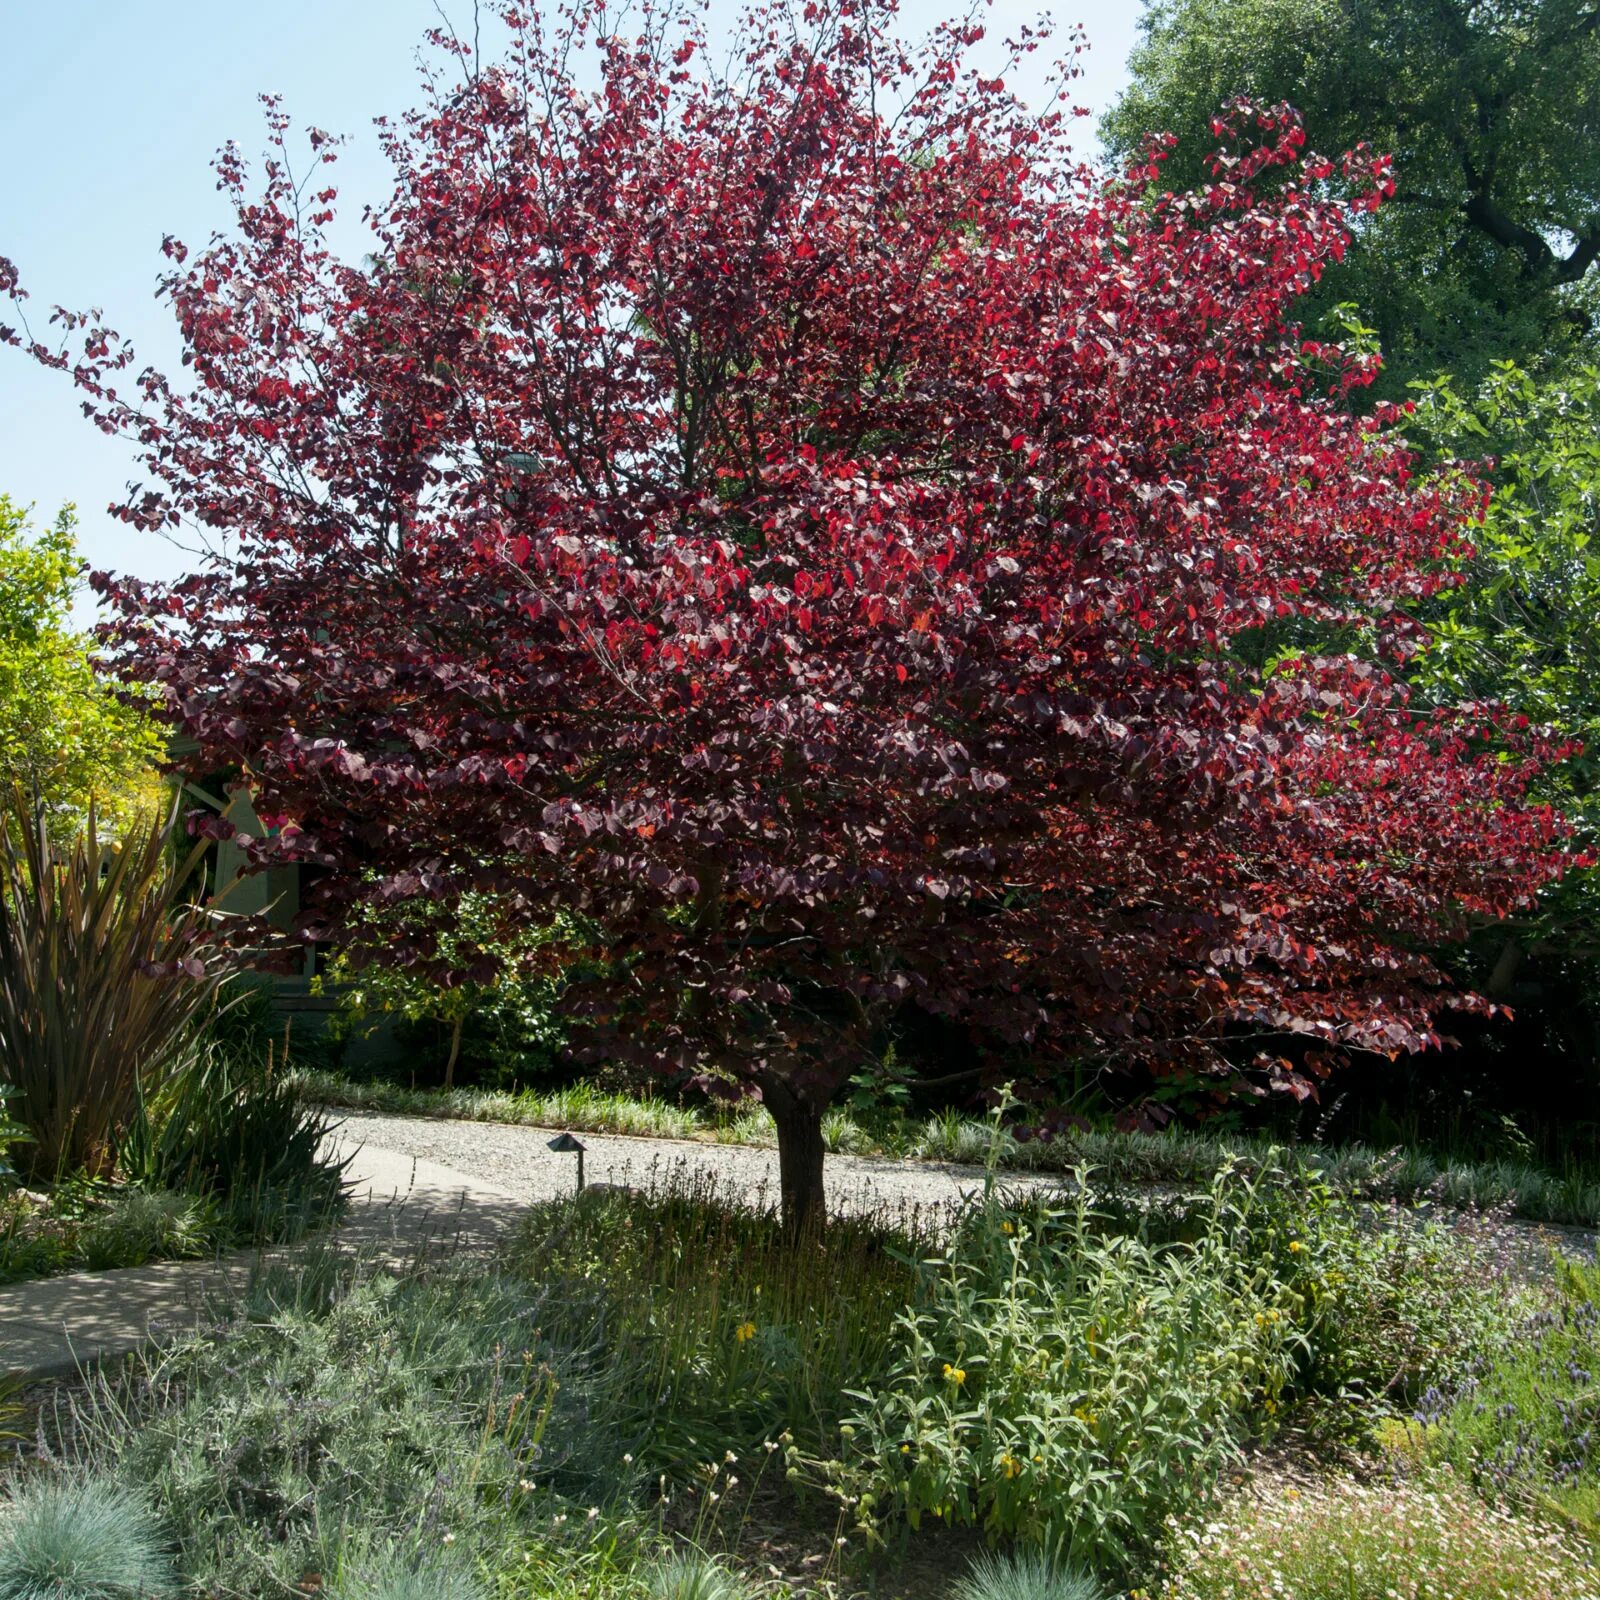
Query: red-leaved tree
2,0,1572,1228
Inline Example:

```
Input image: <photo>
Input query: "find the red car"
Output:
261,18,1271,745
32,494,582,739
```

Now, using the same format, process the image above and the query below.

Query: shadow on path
0,1141,529,1381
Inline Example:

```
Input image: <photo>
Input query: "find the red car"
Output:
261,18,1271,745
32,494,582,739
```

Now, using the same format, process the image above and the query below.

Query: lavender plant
50,1270,623,1597
1423,1250,1600,1537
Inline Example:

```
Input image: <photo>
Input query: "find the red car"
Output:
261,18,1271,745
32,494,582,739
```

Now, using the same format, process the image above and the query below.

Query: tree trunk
764,1078,827,1238
443,1013,464,1090
1487,936,1524,999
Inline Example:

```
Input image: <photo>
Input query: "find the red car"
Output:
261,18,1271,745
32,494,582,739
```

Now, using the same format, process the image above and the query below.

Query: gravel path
325,1108,1043,1222
327,1108,1598,1283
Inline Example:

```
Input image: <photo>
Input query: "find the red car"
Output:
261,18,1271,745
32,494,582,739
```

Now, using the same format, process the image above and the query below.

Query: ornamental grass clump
0,794,236,1180
122,1038,349,1244
0,1476,175,1600
506,1171,924,1474
289,1070,706,1143
1,1182,222,1286
950,1549,1108,1600
75,1187,217,1273
333,1549,487,1600
820,1164,1303,1577
643,1550,753,1600
1163,1474,1598,1600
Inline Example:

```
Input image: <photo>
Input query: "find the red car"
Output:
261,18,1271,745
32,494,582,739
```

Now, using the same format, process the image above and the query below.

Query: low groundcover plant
1163,1474,1598,1600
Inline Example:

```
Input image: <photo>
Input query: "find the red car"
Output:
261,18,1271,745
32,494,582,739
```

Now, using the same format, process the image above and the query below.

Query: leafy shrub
1255,1181,1528,1415
124,1040,348,1243
387,973,570,1092
1422,1248,1600,1537
0,1086,26,1188
822,1169,1303,1577
1163,1474,1597,1600
1061,1154,1527,1423
76,1187,217,1272
0,1476,175,1600
0,1193,71,1284
322,895,579,1091
0,795,235,1180
950,1550,1108,1600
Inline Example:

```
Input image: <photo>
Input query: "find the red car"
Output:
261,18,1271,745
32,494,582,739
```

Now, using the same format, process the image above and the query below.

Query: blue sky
0,2,1144,616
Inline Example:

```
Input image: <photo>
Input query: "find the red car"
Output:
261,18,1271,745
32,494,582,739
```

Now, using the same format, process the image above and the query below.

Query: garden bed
4,1157,1597,1598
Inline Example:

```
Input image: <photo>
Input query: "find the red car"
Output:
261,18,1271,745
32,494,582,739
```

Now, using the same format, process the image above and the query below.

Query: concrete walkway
0,1142,528,1381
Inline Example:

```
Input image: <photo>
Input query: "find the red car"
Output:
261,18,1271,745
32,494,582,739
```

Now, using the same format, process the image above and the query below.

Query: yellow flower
1289,1239,1304,1253
1000,1453,1021,1479
734,1321,757,1344
942,1363,966,1386
1001,1221,1015,1235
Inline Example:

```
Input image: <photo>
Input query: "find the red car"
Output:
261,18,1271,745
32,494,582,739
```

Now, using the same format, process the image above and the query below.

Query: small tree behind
0,497,163,831
2,2,1571,1228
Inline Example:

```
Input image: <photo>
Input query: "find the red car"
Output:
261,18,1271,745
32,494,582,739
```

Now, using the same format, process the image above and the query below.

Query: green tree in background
320,893,579,1090
1102,0,1600,394
0,496,163,825
1406,363,1600,1012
